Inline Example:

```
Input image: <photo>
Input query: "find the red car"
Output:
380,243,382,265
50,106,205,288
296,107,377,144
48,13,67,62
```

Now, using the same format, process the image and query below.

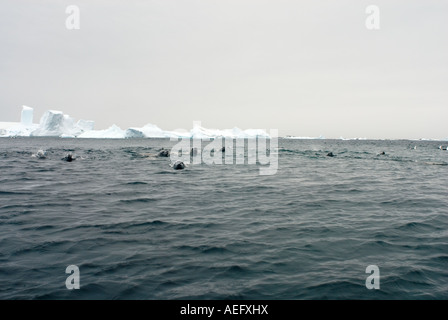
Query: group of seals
36,146,227,170
32,150,76,162
167,146,225,170
171,147,225,170
326,151,387,157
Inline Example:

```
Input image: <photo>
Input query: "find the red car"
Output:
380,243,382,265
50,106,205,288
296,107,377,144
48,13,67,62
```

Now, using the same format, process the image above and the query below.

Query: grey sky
0,0,447,139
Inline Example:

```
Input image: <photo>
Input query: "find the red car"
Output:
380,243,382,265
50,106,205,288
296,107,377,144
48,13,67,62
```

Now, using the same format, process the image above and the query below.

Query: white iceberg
121,123,271,139
78,124,125,139
0,122,38,137
125,123,166,138
21,106,34,126
189,123,270,139
242,128,271,139
0,106,38,137
30,110,84,137
77,119,95,131
1,106,271,139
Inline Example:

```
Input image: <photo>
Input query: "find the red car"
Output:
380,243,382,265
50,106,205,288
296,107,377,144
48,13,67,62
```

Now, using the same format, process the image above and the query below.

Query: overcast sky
0,0,447,139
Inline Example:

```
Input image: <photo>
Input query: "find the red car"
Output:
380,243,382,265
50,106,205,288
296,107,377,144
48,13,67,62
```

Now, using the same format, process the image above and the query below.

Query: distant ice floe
0,106,271,139
416,137,448,142
338,136,368,141
284,135,326,140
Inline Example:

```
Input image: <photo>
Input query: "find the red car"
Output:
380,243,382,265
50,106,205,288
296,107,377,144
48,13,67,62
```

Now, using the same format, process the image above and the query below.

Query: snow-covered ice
0,106,272,139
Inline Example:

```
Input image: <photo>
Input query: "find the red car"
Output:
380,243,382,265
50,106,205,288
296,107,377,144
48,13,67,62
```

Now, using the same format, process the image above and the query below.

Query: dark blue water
0,137,447,299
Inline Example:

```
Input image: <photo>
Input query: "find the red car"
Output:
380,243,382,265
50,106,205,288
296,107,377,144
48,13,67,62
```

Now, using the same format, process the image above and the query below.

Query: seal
172,161,185,170
62,153,75,162
157,149,170,157
32,150,47,159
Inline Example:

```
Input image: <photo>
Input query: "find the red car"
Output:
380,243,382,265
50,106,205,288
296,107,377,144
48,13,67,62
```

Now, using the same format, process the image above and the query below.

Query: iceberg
1,106,271,139
188,123,270,139
21,106,34,126
31,110,65,136
78,124,125,139
125,124,166,138
30,110,86,137
162,129,191,139
124,128,146,138
0,107,96,138
242,129,271,139
0,122,38,137
77,119,95,131
0,106,38,137
119,123,271,139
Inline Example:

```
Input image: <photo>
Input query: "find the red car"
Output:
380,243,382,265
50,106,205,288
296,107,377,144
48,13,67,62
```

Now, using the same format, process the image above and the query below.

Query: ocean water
0,137,447,300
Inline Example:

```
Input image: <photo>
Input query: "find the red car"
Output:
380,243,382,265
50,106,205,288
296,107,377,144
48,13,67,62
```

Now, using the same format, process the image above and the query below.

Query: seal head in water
172,161,185,170
62,153,75,162
157,149,170,157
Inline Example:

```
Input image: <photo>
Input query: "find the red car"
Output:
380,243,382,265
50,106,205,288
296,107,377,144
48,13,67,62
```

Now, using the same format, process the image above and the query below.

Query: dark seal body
173,161,185,170
158,149,170,157
62,153,75,162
